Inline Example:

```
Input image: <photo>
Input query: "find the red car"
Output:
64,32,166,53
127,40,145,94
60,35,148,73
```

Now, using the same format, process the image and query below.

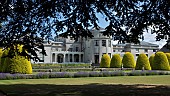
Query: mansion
36,28,159,64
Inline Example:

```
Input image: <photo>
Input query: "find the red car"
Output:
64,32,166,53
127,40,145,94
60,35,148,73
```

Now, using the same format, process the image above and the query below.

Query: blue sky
96,14,167,48
55,13,166,48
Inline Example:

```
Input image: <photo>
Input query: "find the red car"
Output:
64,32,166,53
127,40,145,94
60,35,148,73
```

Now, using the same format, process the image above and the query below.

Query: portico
51,51,84,63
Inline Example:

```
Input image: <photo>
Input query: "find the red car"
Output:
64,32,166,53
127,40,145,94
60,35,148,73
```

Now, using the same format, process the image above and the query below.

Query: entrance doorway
57,54,64,63
94,55,99,64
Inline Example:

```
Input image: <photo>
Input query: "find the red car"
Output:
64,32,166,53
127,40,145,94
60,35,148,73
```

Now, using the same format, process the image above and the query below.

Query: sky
96,14,167,48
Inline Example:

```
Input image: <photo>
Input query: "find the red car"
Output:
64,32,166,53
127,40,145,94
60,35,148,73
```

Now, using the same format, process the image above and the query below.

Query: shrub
0,45,32,74
74,72,89,77
110,54,122,68
0,49,9,72
110,71,126,76
122,52,135,68
0,48,3,72
100,54,111,68
153,52,170,70
89,72,100,77
135,53,151,70
165,53,170,66
49,72,73,78
0,48,3,63
149,54,155,69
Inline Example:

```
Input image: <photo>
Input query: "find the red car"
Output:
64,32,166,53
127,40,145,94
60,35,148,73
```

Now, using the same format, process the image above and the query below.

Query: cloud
111,31,167,48
143,31,167,48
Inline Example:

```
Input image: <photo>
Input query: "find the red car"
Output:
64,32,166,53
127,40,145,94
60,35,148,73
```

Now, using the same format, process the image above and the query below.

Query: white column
99,40,102,63
51,54,53,63
106,40,108,54
63,54,65,63
72,54,74,62
55,54,57,63
79,54,81,62
68,54,70,62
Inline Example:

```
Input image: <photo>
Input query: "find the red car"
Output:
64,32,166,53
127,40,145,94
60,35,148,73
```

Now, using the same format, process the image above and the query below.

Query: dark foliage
0,0,169,60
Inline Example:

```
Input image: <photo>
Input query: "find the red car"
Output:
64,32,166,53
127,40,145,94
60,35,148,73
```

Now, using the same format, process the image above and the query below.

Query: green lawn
0,75,170,96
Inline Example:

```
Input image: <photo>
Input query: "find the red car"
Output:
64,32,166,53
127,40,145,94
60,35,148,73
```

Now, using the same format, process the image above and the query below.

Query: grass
1,75,170,85
0,75,170,96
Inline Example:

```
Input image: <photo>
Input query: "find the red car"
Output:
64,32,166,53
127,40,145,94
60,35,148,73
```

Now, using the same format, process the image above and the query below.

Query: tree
0,45,32,74
135,53,151,70
110,54,122,68
153,52,170,70
122,52,135,68
100,54,111,68
149,54,155,69
0,0,169,60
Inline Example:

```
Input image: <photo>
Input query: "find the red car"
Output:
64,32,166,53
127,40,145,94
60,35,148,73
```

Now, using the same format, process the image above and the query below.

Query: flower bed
0,70,170,80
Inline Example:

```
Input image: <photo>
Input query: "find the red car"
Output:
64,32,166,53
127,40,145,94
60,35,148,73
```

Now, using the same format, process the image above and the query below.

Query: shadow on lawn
0,83,170,96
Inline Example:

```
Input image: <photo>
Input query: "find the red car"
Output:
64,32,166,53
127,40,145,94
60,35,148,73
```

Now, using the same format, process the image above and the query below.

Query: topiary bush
153,52,170,70
149,54,155,69
165,53,170,65
135,53,151,70
100,54,111,68
110,54,122,68
0,48,3,63
0,49,9,72
0,45,32,74
122,52,135,68
0,48,4,72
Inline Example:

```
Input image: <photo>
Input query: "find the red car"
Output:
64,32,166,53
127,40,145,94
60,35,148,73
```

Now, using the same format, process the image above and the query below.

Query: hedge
0,45,32,74
149,54,155,69
0,48,8,72
153,52,170,70
165,53,170,66
0,70,170,80
110,54,122,68
122,52,135,68
0,49,3,72
135,53,151,70
0,48,3,64
100,54,111,68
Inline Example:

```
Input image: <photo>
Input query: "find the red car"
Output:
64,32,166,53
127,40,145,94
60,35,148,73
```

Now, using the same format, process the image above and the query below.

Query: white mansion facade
36,28,159,64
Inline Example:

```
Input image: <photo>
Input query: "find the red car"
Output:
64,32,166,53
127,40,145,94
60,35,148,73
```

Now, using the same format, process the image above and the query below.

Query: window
58,48,62,51
99,33,101,37
108,40,111,47
102,40,106,47
69,48,73,52
136,49,139,52
153,49,157,52
52,48,56,51
76,47,79,52
94,40,99,46
145,49,148,53
94,55,99,63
